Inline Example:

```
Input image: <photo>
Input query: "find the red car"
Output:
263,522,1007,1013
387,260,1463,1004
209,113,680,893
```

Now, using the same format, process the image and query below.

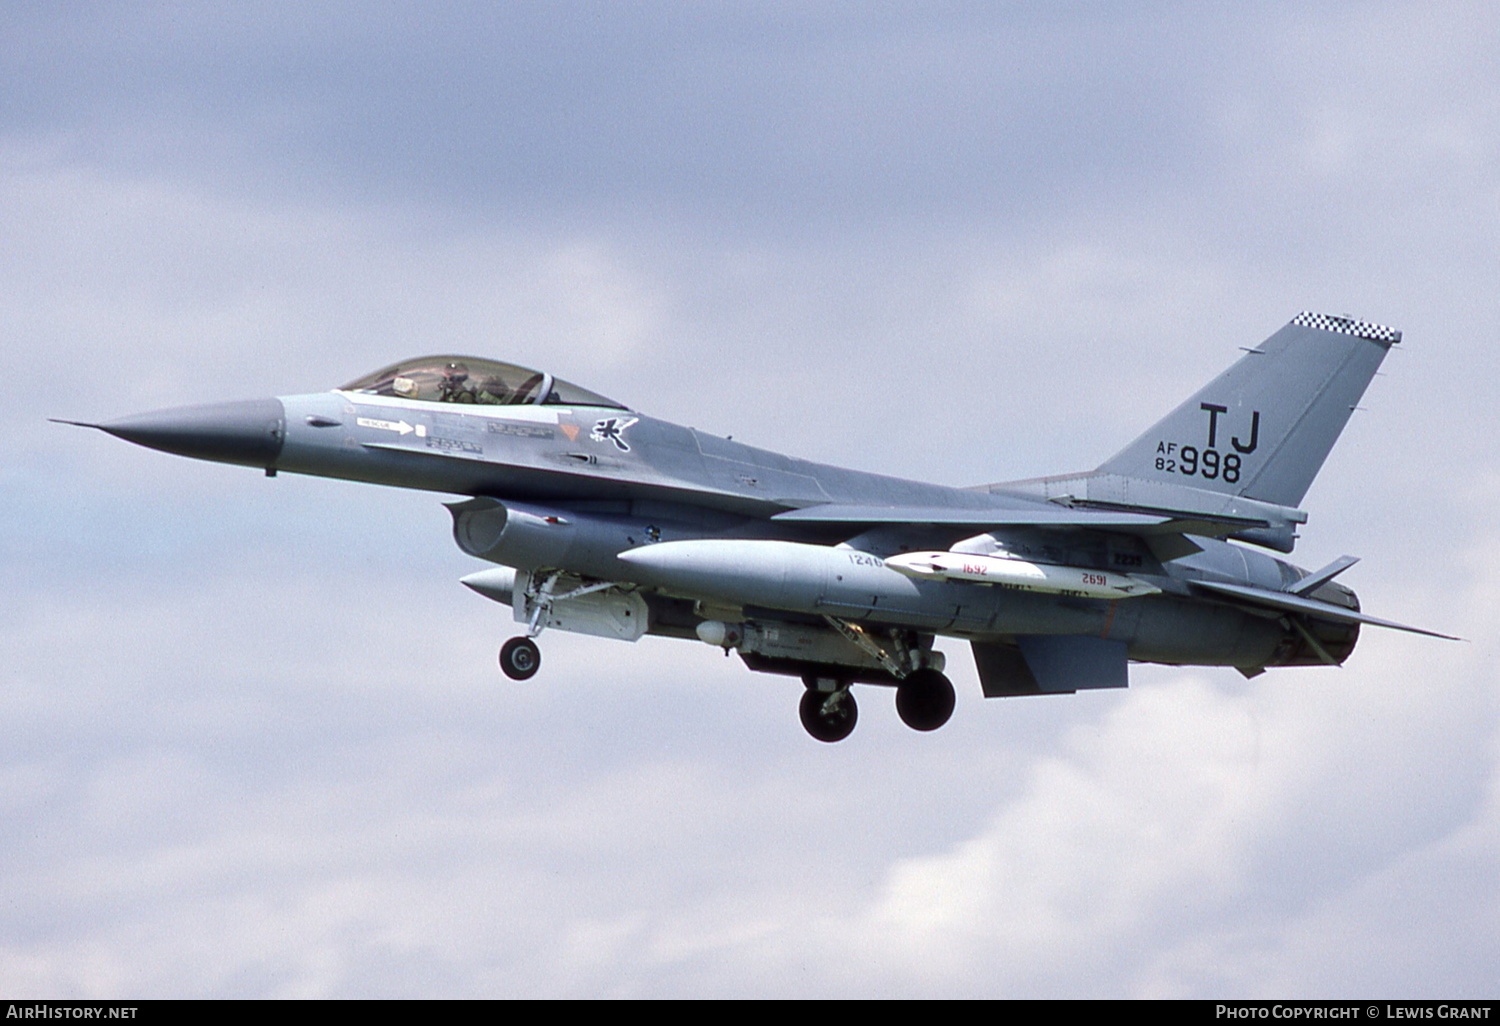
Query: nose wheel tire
499,636,541,680
895,668,955,731
799,687,858,743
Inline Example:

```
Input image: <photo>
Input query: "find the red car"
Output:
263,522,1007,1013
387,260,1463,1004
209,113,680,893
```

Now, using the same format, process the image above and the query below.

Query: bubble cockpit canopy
339,356,627,410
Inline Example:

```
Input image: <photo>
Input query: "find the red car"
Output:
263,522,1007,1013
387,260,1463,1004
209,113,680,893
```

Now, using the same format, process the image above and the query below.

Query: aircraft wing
1189,579,1460,640
770,502,1257,536
771,503,1167,528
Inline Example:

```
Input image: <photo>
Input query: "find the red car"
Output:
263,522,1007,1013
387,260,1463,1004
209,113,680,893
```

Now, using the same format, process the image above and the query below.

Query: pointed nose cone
460,567,519,606
96,398,286,467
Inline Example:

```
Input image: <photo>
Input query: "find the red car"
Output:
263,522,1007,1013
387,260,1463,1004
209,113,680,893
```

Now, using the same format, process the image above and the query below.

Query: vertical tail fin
1095,313,1400,509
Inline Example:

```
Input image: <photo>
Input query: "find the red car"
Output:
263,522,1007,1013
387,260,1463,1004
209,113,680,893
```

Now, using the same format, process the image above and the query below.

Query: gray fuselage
266,387,1349,675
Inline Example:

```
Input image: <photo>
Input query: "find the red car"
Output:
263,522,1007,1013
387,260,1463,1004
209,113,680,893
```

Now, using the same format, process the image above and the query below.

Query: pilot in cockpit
437,362,474,403
342,357,626,410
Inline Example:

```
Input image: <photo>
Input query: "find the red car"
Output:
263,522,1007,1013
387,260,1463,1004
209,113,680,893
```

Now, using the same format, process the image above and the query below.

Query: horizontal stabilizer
1190,579,1459,640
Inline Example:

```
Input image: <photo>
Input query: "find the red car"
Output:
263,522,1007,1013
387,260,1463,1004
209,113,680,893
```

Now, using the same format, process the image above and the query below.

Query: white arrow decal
357,417,426,437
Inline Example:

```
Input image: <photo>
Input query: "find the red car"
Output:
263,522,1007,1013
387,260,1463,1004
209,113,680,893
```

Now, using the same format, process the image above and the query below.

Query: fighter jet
60,312,1454,742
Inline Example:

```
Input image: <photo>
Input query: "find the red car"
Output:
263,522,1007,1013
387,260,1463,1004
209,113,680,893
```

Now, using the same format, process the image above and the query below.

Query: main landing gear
799,683,858,743
895,668,956,732
798,668,956,742
499,636,541,680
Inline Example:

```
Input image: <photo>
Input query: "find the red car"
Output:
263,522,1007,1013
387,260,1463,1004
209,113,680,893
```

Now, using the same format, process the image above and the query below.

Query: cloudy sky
3,1,1498,998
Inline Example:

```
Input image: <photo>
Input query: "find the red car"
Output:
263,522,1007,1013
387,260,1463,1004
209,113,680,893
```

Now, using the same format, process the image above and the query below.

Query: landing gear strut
499,636,541,680
799,683,858,743
499,572,623,681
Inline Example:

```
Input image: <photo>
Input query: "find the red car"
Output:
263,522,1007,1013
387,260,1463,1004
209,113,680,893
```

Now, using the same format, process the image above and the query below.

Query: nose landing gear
499,636,541,680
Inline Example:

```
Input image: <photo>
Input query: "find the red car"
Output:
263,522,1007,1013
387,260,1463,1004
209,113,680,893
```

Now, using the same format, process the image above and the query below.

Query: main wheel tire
895,668,956,731
499,636,541,680
799,687,858,743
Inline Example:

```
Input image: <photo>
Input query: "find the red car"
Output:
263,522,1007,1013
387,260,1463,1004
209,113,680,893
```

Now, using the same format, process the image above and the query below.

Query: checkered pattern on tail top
1291,312,1402,344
